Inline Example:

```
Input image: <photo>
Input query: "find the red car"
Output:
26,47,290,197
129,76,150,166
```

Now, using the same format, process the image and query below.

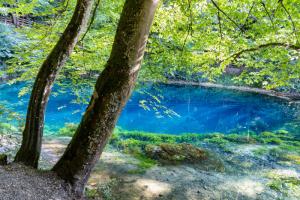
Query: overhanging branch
224,42,300,62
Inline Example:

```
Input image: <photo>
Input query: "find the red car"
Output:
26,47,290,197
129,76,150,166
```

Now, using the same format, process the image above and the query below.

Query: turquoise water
0,82,299,135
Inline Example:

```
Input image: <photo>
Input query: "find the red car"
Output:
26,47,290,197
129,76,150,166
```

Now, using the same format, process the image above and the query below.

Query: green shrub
253,147,269,156
263,137,283,145
225,133,257,144
276,129,289,135
58,123,78,136
261,131,277,138
204,134,229,147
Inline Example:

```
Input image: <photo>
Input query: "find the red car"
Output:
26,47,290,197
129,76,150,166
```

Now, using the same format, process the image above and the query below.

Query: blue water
0,82,299,135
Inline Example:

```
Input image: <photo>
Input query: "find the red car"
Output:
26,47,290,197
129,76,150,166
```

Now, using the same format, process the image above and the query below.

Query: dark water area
0,82,299,135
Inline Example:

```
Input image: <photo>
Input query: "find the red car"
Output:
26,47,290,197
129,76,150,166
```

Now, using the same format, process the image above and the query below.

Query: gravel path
0,164,71,200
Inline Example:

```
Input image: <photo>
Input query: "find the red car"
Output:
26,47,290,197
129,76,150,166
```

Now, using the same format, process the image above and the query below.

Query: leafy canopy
0,0,299,95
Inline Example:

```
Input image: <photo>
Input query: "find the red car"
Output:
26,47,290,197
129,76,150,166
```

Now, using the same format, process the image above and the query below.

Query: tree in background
14,0,94,168
0,23,16,60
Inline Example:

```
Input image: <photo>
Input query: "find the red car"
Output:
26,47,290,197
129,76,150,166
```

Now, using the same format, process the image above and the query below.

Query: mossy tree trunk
52,0,159,197
14,0,94,168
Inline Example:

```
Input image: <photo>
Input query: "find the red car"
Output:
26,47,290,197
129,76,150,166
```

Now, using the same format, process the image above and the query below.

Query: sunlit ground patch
265,169,300,198
218,178,265,198
135,179,172,198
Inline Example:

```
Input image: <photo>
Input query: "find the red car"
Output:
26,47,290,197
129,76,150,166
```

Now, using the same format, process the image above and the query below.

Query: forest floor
1,133,300,200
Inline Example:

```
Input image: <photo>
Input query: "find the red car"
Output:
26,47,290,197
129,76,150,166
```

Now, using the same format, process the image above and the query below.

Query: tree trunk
14,0,94,168
52,0,159,198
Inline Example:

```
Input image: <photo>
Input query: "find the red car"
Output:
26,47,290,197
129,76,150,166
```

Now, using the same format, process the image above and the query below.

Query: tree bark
52,0,159,198
14,0,94,168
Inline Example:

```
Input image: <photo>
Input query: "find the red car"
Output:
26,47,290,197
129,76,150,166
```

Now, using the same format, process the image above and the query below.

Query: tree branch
261,1,275,30
181,0,193,52
279,0,299,45
79,0,101,43
211,0,241,31
239,1,256,35
217,10,223,39
224,42,300,62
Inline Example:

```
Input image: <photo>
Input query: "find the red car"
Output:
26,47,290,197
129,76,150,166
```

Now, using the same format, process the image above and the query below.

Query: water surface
0,83,299,135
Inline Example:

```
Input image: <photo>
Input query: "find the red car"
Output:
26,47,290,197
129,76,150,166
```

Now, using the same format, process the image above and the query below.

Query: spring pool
0,82,299,135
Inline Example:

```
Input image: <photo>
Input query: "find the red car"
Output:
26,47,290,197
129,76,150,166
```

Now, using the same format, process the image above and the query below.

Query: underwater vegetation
58,125,297,199
57,124,300,168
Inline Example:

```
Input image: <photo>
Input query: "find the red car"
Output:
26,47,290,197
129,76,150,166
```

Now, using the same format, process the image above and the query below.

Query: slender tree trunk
53,0,159,197
14,0,93,168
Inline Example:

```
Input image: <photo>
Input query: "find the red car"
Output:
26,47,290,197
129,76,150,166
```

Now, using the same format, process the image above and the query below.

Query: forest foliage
0,0,300,94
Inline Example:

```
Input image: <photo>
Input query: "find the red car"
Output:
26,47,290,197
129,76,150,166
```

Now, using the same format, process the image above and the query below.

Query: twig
211,0,241,31
181,0,193,52
217,10,222,61
217,10,223,39
278,0,299,45
261,1,275,30
240,1,256,34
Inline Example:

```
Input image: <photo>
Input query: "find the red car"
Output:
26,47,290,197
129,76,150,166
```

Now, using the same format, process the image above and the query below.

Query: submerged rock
145,143,207,164
0,154,7,165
